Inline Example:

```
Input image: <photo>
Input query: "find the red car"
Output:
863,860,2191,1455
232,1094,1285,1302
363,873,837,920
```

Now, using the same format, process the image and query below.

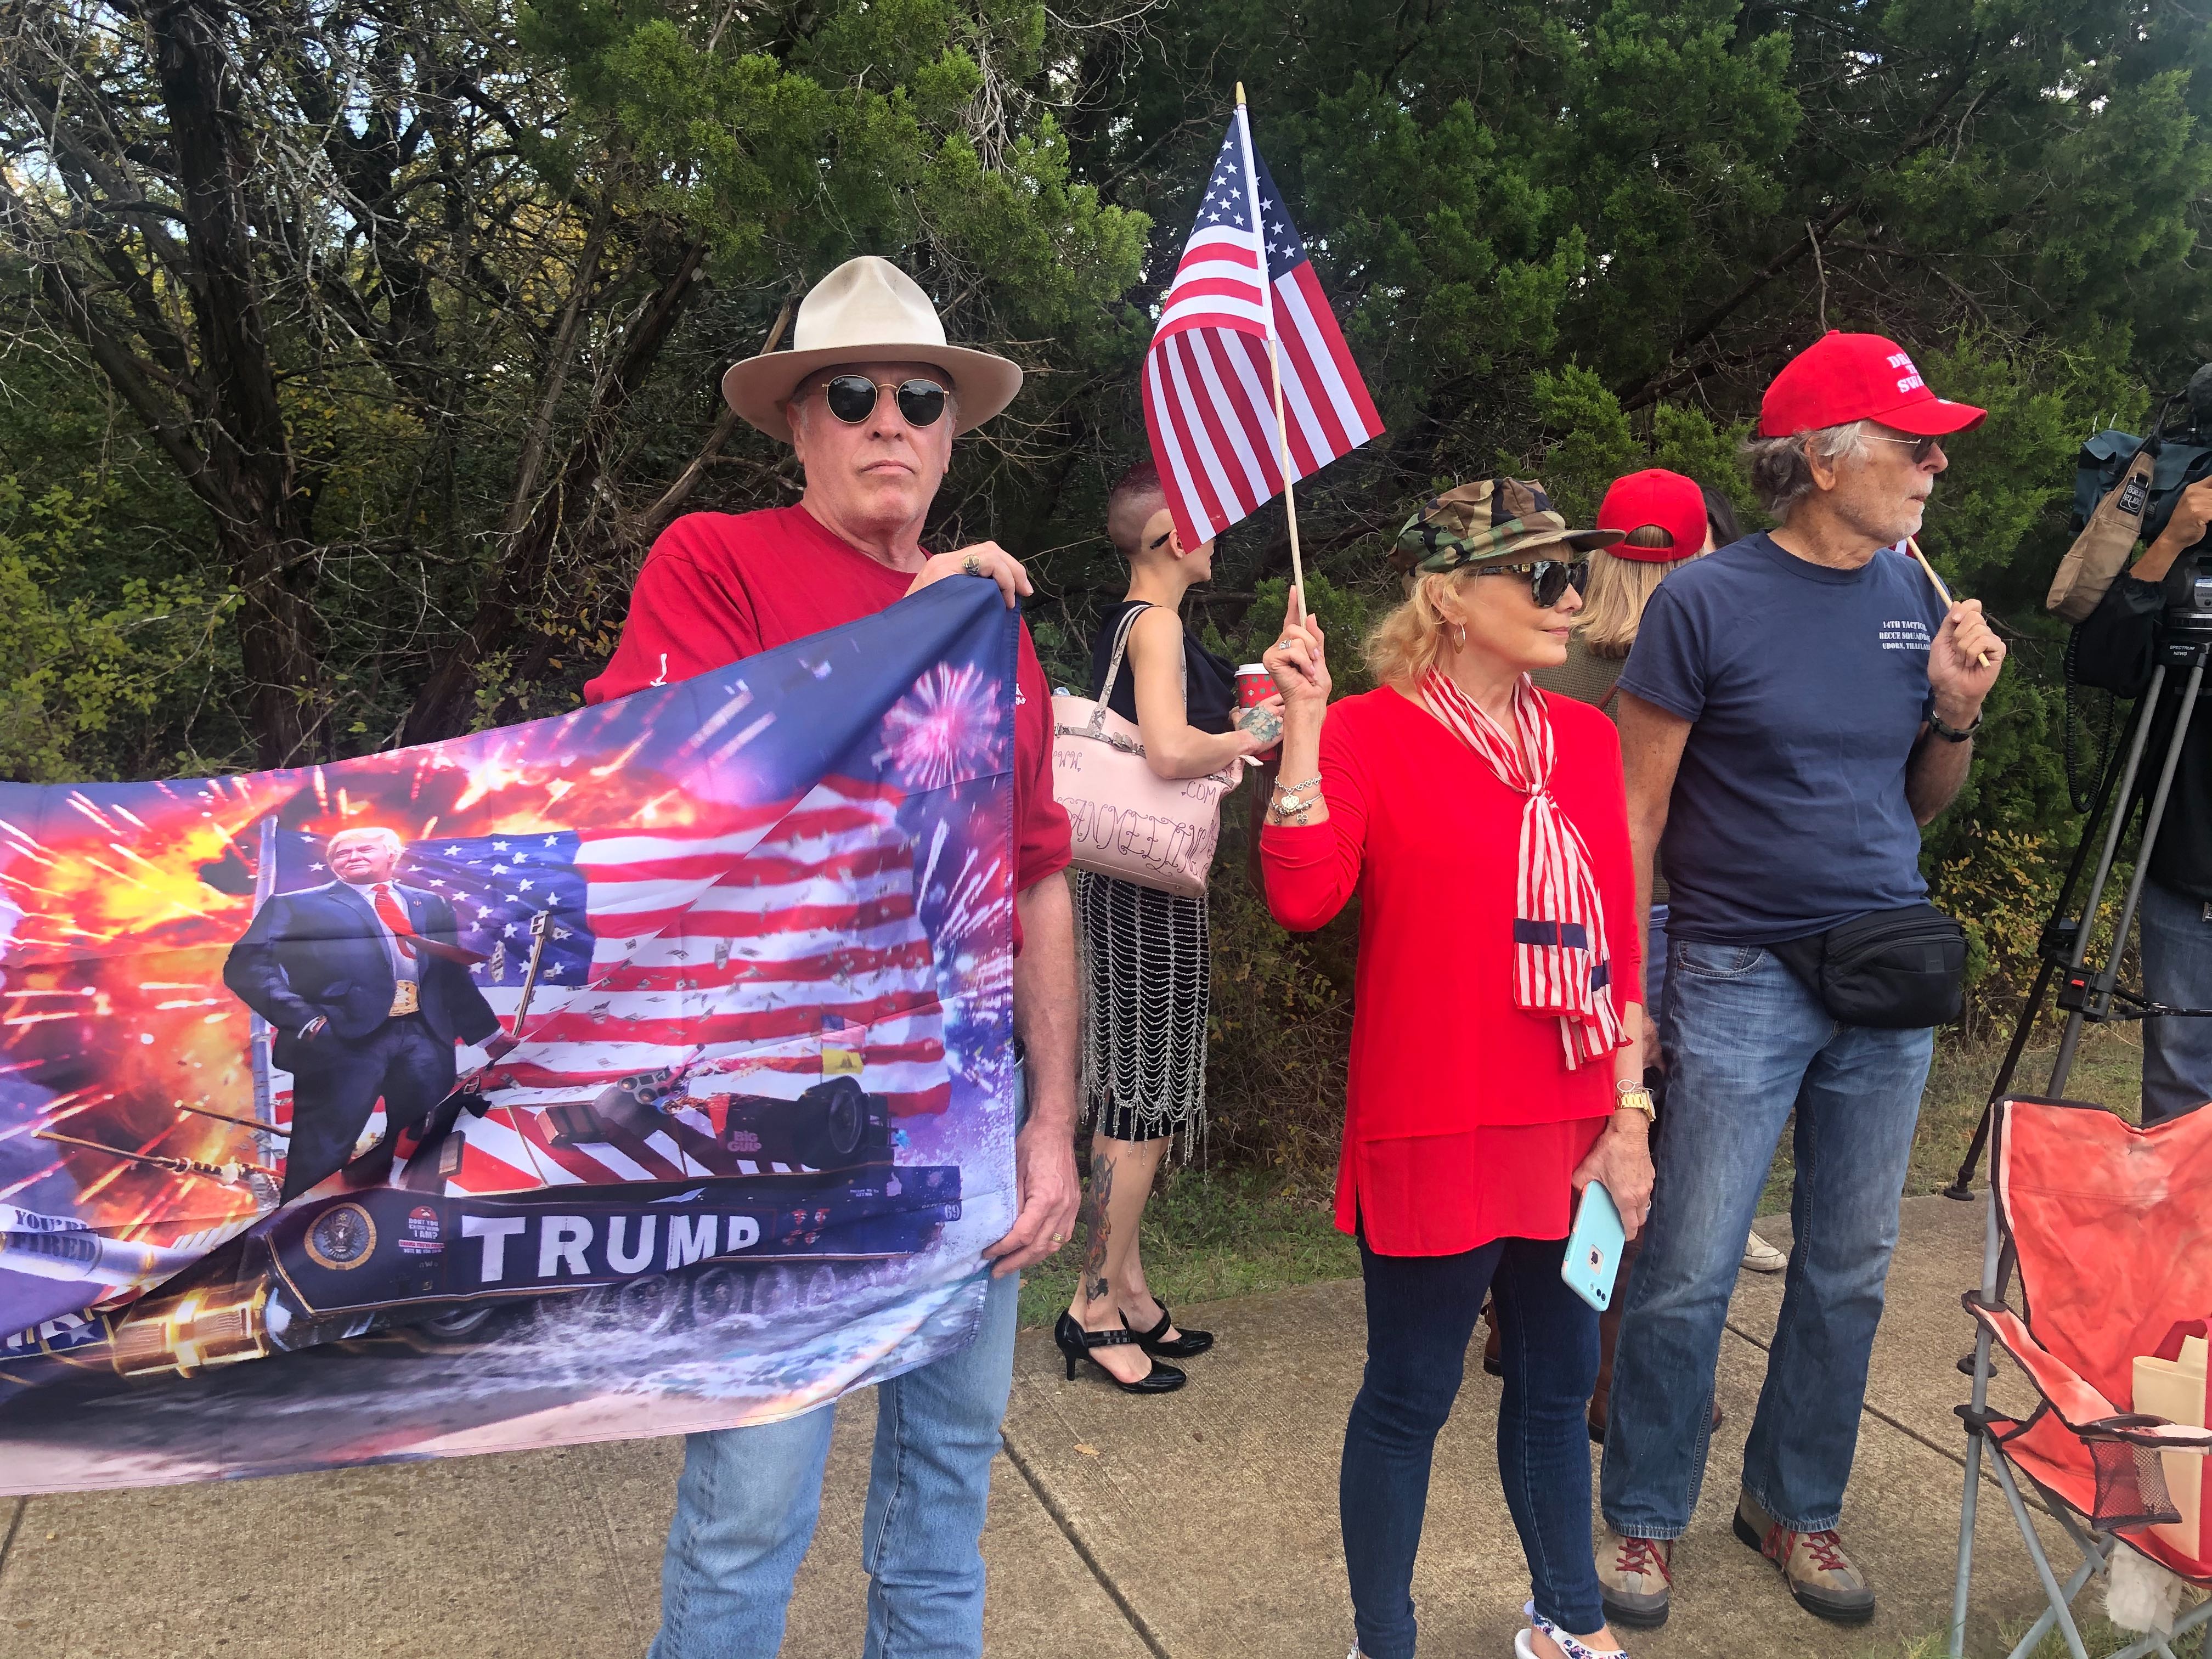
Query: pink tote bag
1051,606,1239,899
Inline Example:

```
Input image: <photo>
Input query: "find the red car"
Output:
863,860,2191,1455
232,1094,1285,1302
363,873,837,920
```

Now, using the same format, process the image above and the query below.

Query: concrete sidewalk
0,1197,2069,1658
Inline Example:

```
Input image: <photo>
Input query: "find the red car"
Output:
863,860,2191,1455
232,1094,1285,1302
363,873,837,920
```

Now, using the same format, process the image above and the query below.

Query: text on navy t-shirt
1616,533,1945,945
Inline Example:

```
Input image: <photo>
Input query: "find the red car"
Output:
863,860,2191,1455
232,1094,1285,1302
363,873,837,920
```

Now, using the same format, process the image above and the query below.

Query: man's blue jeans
652,1063,1028,1659
649,1266,1020,1658
2139,876,2212,1125
1599,940,1933,1537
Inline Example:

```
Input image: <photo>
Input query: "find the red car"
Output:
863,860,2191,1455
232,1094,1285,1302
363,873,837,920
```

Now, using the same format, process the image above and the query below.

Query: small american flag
1142,106,1383,550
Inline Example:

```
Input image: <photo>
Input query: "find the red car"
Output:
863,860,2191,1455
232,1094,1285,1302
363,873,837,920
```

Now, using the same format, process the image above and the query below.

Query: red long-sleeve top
1261,686,1642,1256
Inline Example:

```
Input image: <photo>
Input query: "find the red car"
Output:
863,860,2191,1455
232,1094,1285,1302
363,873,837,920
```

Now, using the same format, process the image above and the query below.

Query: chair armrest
1967,1297,2212,1448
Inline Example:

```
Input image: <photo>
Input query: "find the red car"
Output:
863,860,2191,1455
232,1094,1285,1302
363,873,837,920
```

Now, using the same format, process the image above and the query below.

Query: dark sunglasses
1867,431,1944,464
817,375,949,428
1474,557,1591,608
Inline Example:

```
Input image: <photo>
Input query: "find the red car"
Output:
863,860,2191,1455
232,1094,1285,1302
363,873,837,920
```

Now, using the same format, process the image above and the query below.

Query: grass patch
1017,1161,1356,1330
1023,1025,2151,1333
1756,1022,2144,1217
1868,1610,2206,1657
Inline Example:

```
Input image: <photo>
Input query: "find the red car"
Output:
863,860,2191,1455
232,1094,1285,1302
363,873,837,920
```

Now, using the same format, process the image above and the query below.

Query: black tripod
1944,603,2212,1199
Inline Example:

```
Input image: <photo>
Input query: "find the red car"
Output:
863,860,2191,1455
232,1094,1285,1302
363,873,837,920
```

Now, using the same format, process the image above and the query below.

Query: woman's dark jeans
1342,1231,1604,1658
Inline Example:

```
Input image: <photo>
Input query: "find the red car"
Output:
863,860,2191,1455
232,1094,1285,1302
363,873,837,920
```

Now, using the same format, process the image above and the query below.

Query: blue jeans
1342,1232,1604,1658
652,1064,1028,1659
650,1267,1020,1659
1646,904,1672,1034
1599,940,1933,1537
2139,876,2212,1125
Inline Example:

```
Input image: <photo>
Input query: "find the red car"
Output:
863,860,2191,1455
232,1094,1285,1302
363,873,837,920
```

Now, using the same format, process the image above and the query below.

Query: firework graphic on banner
879,664,1008,793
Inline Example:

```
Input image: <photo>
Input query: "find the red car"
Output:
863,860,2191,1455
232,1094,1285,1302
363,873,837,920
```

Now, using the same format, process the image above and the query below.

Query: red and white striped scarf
1419,668,1625,1069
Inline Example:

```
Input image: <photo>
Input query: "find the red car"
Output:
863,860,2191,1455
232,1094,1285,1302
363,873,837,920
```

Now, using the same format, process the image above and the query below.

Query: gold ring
1049,1232,1064,1246
962,555,983,577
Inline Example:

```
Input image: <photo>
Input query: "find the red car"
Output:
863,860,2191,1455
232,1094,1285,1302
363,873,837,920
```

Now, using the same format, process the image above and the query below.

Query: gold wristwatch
1614,1079,1657,1122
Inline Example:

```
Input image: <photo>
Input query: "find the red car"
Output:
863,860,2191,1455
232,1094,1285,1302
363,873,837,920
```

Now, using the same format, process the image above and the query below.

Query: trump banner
0,579,1019,1491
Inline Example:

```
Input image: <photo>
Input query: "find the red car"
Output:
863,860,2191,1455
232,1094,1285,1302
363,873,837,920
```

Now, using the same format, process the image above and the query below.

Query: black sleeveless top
1089,600,1239,735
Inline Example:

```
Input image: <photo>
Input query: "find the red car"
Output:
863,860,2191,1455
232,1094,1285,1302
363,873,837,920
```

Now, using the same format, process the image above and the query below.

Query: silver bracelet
1269,775,1323,821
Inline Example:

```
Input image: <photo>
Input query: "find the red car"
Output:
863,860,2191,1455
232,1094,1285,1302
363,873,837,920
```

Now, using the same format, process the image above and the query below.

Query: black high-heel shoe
1124,1304,1214,1359
1053,1312,1186,1393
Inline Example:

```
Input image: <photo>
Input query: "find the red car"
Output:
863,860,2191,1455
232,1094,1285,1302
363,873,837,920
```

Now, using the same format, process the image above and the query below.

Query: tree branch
402,235,713,745
642,293,795,530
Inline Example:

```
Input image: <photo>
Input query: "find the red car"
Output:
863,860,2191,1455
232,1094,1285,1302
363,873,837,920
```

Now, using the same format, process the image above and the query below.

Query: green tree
0,476,229,781
6,0,2212,1150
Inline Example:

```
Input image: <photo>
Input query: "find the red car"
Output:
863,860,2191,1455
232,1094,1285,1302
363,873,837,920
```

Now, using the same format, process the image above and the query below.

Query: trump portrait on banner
222,825,513,1199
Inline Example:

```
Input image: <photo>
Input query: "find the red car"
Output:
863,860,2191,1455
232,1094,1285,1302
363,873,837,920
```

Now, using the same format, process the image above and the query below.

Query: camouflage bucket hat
1391,478,1625,575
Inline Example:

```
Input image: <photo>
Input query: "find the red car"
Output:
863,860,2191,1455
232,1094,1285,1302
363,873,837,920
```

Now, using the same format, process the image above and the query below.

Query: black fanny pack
1767,903,1966,1030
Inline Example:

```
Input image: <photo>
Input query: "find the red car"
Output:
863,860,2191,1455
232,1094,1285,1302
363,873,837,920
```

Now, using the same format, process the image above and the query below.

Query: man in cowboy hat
586,255,1080,1659
1594,331,2005,1631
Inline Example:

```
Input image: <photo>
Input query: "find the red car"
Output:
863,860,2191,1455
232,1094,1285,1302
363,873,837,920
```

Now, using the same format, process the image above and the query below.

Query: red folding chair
1950,1096,2212,1659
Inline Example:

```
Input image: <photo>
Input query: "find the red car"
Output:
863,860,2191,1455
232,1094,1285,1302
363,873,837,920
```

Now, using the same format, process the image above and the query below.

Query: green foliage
521,0,1148,328
1529,365,1641,523
0,479,232,782
10,0,2212,1160
1016,1161,1354,1329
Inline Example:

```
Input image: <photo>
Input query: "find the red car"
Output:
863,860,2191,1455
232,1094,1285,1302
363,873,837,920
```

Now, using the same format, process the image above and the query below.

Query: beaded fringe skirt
1074,869,1211,1161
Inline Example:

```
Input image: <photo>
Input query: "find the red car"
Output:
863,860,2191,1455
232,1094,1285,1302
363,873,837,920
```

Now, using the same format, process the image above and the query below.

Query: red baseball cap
1598,469,1709,563
1759,331,1987,438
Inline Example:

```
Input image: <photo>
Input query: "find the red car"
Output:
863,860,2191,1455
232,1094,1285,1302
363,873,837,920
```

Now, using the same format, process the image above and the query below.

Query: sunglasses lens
824,376,878,423
896,380,948,427
1916,435,1939,464
1529,561,1590,607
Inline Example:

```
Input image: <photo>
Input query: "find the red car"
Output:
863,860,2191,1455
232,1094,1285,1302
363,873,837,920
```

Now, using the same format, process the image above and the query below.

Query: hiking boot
1733,1491,1875,1623
1596,1527,1672,1629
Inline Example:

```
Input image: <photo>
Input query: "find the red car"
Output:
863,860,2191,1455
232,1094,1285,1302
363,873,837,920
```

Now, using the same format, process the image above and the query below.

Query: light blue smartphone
1562,1181,1626,1312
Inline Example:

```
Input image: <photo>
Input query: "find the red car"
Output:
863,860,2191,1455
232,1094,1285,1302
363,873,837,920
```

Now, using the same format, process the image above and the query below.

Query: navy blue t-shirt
1617,533,1945,945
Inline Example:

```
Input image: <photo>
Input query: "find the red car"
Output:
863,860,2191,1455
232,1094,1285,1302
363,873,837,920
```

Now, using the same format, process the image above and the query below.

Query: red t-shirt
586,506,1071,946
1261,686,1641,1256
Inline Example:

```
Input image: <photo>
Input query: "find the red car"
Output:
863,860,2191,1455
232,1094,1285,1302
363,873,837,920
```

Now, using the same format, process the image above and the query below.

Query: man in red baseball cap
1759,329,1988,441
1595,331,2005,1634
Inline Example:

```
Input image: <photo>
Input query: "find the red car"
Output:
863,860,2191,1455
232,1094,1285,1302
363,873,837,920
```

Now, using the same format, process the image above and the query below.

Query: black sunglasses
1474,557,1592,608
817,375,950,428
1867,431,1943,465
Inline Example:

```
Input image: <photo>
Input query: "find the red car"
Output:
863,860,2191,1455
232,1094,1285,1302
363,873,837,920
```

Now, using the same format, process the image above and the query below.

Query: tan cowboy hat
720,256,1024,442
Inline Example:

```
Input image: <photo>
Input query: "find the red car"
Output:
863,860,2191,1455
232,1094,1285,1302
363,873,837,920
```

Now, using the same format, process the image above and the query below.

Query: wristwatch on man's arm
1926,706,1982,743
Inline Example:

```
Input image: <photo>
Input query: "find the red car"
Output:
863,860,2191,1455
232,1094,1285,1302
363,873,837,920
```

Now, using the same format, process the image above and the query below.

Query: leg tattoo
1080,1155,1116,1306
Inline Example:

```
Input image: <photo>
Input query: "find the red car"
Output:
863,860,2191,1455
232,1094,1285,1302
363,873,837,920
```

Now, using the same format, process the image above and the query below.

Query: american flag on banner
417,781,951,1194
1142,105,1384,550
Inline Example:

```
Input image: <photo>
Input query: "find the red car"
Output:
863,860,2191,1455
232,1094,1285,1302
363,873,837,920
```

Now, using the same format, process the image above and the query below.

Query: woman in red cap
1533,469,1724,710
1521,471,1782,1436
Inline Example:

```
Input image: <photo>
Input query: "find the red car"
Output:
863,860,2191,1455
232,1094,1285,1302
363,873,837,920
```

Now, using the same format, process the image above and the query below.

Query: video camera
2075,366,2212,545
2074,364,2212,651
1943,367,2212,1198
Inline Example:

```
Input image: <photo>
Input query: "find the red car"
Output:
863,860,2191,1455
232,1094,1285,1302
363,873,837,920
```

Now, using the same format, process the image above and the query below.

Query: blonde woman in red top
1261,480,1655,1659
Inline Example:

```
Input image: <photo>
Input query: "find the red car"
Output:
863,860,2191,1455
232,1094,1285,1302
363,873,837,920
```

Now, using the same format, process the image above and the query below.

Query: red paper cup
1237,664,1280,762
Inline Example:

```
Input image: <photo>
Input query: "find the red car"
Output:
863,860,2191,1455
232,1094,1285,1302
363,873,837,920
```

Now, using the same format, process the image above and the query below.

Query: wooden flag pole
1236,81,1306,603
1905,535,1991,667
